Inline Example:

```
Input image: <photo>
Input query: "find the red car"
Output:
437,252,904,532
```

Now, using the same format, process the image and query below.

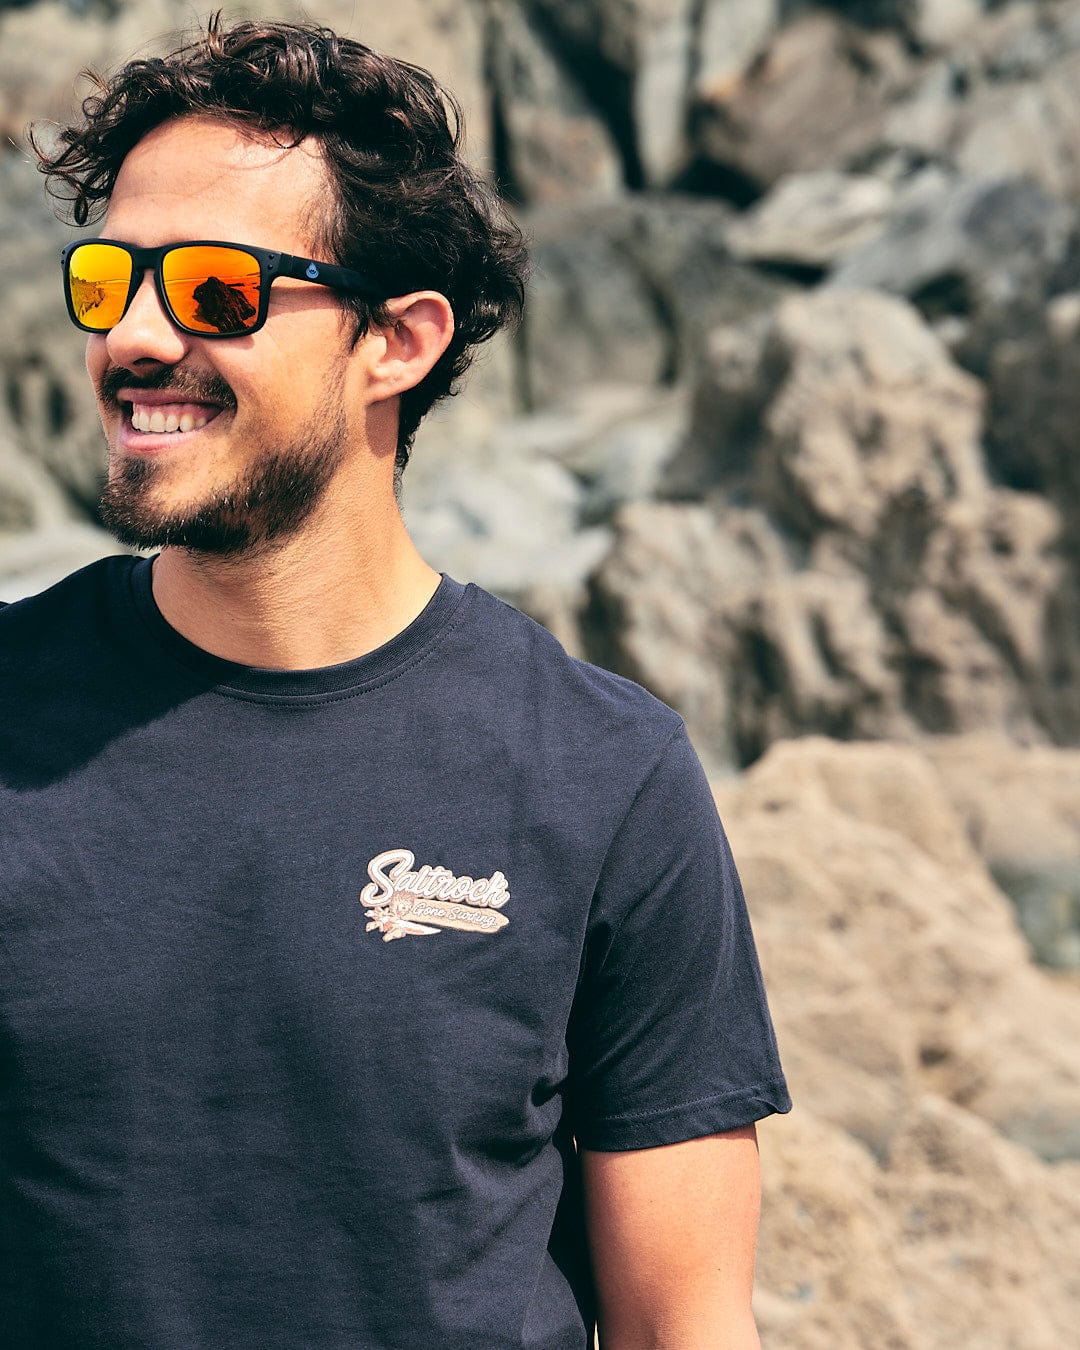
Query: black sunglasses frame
60,238,388,338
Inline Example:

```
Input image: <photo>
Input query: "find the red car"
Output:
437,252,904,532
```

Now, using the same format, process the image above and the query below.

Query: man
0,18,790,1349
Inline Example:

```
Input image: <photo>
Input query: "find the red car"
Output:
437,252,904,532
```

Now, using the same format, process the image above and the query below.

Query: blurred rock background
3,1,1080,1344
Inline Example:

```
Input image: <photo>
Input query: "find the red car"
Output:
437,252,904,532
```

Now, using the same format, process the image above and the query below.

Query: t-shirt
0,556,790,1350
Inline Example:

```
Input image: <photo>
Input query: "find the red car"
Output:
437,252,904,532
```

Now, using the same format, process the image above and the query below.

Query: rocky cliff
3,2,1080,1343
6,0,1080,764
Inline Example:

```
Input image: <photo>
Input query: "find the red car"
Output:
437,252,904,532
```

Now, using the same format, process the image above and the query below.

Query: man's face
85,116,370,555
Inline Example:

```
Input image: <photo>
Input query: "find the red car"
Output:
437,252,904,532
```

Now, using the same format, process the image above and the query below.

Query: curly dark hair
32,13,528,474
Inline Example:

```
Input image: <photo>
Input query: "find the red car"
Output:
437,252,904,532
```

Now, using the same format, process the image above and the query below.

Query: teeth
130,403,215,434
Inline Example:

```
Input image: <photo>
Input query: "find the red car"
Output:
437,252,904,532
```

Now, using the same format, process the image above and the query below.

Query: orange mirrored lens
162,245,261,334
67,243,133,330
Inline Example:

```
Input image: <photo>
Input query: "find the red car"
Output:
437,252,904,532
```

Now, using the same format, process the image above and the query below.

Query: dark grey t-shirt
0,557,790,1349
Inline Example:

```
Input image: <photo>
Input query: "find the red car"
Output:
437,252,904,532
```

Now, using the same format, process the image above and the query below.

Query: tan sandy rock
721,737,1080,1345
923,733,1080,968
595,289,1064,764
925,734,1080,865
725,737,1080,1160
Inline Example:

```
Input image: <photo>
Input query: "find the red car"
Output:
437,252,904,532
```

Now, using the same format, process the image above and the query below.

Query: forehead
104,116,330,251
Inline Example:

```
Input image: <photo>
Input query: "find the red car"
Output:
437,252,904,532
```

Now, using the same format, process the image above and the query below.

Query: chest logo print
361,848,511,942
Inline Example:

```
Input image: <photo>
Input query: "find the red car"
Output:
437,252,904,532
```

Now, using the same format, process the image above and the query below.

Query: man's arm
582,1125,762,1350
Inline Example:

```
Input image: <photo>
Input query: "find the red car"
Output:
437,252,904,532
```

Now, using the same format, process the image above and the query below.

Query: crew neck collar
123,555,469,701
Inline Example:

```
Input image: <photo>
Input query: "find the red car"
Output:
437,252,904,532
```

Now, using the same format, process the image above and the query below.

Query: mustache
99,365,236,410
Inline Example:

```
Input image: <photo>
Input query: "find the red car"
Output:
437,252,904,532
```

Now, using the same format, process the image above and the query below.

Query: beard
97,366,348,558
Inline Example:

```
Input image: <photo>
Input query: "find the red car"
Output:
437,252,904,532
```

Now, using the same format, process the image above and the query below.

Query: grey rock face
521,195,786,407
725,171,896,270
830,171,1074,319
0,151,107,516
688,12,914,193
486,2,624,204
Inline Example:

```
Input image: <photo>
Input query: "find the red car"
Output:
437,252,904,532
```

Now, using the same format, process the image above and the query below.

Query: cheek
85,336,107,390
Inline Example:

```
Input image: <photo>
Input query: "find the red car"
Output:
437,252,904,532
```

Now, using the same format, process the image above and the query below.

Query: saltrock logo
360,847,511,942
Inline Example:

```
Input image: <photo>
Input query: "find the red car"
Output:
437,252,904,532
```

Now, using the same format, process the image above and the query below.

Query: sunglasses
60,238,387,338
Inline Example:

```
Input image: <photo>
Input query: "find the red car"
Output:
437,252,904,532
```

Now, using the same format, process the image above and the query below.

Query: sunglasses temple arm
277,252,384,298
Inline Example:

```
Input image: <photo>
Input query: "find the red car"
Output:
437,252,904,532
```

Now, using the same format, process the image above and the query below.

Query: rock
521,0,701,186
727,738,1080,1161
807,0,917,27
588,495,921,771
321,0,490,167
632,0,697,186
725,171,895,271
521,206,674,405
592,291,1065,764
688,11,914,194
980,301,1080,521
0,149,109,514
0,432,74,533
486,3,623,204
771,319,982,535
695,0,778,96
462,381,690,520
890,488,1062,737
924,734,1080,968
0,0,168,145
881,58,967,162
1,320,109,515
728,737,1080,1345
755,1110,918,1348
521,196,786,408
672,288,989,537
953,50,1080,200
1,0,490,162
405,377,695,645
0,521,126,603
871,5,1080,199
976,299,1080,748
911,0,982,47
829,172,1074,319
757,1097,1080,1347
402,408,612,617
607,196,791,369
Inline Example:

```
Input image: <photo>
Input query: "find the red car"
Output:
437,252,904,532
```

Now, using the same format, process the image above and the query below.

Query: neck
150,494,440,671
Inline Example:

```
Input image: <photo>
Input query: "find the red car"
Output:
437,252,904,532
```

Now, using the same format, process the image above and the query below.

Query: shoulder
453,583,685,758
0,555,134,656
431,583,690,833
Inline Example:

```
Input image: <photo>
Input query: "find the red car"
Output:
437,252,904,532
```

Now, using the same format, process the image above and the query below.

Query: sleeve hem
575,1080,793,1152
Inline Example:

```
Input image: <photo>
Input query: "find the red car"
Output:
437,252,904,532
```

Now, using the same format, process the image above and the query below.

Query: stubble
97,365,349,558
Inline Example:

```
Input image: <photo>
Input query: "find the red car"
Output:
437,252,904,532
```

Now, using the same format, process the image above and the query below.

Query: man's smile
110,383,231,448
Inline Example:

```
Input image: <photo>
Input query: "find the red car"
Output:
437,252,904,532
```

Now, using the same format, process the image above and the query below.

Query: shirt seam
584,1077,791,1129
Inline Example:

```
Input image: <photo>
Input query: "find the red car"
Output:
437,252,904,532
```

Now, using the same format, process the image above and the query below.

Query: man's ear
362,292,455,400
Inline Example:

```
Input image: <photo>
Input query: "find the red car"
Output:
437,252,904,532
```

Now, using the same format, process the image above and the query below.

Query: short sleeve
566,725,791,1150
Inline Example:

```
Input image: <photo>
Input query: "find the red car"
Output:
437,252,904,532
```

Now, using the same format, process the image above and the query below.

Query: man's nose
104,270,190,369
